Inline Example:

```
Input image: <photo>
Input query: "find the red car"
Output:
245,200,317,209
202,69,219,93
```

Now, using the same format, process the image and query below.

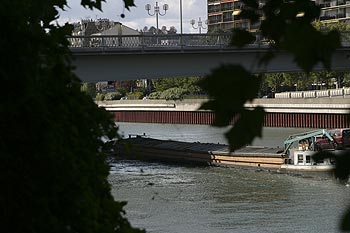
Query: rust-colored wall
113,111,350,128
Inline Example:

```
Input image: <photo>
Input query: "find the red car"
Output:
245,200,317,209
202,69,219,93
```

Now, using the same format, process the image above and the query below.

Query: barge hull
115,137,285,169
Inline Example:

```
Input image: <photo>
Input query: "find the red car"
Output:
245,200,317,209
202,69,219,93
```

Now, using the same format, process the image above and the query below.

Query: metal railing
67,32,350,50
68,33,236,50
275,87,350,99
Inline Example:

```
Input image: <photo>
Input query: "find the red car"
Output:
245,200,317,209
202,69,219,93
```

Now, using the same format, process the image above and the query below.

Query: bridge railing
67,33,270,50
275,87,350,99
67,31,350,50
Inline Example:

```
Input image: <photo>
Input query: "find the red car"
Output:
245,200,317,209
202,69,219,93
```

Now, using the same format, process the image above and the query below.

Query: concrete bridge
68,33,350,82
98,98,350,128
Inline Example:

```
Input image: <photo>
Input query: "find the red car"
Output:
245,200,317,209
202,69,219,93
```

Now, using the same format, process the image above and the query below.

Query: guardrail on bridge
275,87,350,99
67,32,350,51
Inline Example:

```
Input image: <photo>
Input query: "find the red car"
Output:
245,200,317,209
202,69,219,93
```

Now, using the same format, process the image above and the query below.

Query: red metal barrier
112,111,350,128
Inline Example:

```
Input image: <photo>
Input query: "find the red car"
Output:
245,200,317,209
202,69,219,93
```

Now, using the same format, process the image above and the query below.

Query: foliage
104,92,123,101
126,91,144,100
142,25,178,35
168,26,177,34
199,65,264,150
159,87,188,100
96,93,106,101
148,91,162,99
200,0,341,149
200,0,349,229
0,0,143,233
152,77,203,94
81,82,97,97
313,21,350,31
116,87,127,97
260,71,349,96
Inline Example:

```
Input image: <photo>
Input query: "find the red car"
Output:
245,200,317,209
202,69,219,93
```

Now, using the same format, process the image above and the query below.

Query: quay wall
97,99,350,128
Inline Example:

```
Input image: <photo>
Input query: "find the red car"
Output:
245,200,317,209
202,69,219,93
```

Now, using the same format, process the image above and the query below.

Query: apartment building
207,0,350,32
208,0,250,32
316,0,350,24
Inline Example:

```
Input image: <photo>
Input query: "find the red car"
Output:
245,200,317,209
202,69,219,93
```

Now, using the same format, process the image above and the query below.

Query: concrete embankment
97,98,350,128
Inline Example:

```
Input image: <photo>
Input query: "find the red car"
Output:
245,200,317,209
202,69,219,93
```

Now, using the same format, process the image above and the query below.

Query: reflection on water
109,123,350,233
109,160,349,233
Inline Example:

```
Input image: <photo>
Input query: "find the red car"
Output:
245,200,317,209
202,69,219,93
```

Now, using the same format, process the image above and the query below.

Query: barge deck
114,136,285,169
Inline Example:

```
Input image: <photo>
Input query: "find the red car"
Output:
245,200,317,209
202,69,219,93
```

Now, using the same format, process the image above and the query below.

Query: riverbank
98,99,350,128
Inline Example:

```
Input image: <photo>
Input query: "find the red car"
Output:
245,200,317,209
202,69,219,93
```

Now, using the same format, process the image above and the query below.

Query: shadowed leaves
123,0,136,10
239,9,260,24
241,0,259,9
314,150,350,181
225,108,265,150
81,0,135,10
281,24,340,73
199,65,264,149
231,0,341,72
231,29,256,48
1,1,142,233
261,0,340,72
313,149,350,231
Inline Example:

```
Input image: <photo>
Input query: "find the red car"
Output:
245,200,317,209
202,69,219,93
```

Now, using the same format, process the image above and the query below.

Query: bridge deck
68,33,350,81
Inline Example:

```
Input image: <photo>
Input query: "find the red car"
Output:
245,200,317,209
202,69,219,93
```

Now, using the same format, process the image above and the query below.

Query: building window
298,154,304,164
221,2,233,11
306,156,311,164
223,12,233,22
208,15,222,24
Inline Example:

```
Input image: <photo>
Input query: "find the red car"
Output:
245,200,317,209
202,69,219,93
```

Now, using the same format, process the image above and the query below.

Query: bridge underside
72,48,350,82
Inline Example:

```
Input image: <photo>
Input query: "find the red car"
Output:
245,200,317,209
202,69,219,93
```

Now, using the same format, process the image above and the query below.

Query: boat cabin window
330,158,336,165
306,155,311,164
329,130,341,137
343,130,350,137
298,154,304,164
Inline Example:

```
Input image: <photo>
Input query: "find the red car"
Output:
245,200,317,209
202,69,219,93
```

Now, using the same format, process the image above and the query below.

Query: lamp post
190,17,207,34
180,0,183,35
145,2,169,34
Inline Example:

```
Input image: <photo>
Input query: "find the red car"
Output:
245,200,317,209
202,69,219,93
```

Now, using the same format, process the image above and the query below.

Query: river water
109,123,350,233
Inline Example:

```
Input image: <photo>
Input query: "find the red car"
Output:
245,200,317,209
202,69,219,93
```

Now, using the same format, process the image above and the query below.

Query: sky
58,0,208,33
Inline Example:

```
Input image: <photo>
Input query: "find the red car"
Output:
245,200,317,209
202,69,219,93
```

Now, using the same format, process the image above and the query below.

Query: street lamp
180,0,183,35
190,17,207,34
145,2,169,34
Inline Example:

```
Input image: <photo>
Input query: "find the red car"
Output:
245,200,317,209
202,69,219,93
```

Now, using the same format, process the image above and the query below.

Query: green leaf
258,51,275,67
239,9,260,24
230,29,256,48
341,208,350,231
123,0,136,10
281,24,340,73
199,65,261,127
225,107,265,151
80,0,104,10
241,0,259,9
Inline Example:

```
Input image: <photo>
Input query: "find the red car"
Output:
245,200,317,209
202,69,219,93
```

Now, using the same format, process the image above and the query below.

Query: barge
109,129,338,173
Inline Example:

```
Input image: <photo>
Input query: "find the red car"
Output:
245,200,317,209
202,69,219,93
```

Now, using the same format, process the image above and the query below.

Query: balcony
320,13,348,20
319,3,331,7
223,16,233,22
208,18,222,24
208,6,221,13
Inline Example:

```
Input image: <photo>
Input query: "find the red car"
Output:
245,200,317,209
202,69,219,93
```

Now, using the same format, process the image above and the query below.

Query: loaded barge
110,129,339,173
